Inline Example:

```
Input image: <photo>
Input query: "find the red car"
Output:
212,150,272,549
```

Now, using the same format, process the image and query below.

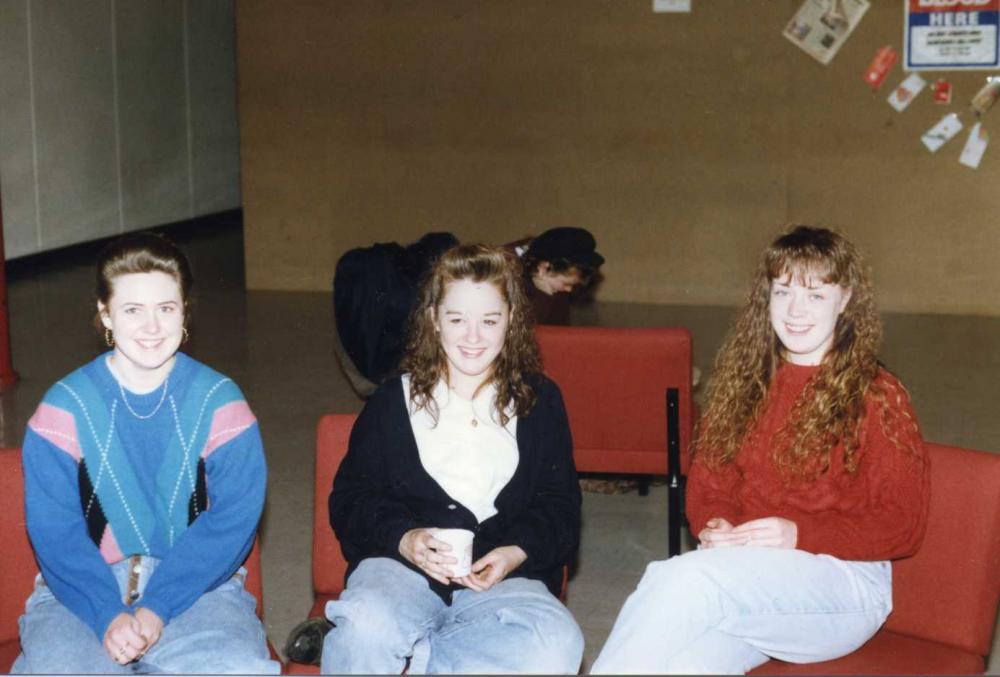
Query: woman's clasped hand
698,517,798,550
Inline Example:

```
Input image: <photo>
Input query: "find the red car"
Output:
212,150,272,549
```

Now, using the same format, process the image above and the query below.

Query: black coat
332,233,458,384
329,374,581,601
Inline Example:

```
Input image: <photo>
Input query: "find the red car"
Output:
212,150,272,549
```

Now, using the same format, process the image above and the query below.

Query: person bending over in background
332,227,604,395
508,226,604,325
14,233,278,674
321,244,584,674
591,225,930,674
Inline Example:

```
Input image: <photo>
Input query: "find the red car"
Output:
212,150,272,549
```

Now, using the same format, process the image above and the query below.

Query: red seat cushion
749,442,1000,675
1,639,20,672
749,630,983,675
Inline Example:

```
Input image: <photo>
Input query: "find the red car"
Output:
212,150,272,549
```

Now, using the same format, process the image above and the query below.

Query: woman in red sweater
591,225,930,674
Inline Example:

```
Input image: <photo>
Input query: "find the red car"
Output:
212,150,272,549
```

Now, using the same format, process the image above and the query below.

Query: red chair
0,447,36,672
0,446,276,670
535,325,694,556
750,442,1000,675
285,413,356,675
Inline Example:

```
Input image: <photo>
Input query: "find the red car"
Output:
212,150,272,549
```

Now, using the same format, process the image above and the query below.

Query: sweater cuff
502,521,557,571
137,594,173,628
381,517,421,558
689,503,742,536
95,600,131,642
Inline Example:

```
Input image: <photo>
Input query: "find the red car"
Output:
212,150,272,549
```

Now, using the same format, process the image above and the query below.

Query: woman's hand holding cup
454,545,527,592
399,528,460,585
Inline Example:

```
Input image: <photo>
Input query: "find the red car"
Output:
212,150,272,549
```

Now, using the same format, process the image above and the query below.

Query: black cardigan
329,374,581,601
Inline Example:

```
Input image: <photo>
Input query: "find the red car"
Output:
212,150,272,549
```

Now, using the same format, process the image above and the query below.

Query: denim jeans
320,557,584,674
590,547,892,675
12,556,280,675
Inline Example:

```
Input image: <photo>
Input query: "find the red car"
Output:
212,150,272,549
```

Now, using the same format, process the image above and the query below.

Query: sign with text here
905,0,1000,70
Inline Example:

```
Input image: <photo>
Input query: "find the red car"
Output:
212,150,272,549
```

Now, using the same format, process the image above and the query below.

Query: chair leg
637,475,650,496
666,387,683,557
668,478,681,557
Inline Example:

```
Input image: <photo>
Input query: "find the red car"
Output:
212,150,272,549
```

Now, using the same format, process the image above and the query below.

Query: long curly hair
401,244,541,426
696,225,887,478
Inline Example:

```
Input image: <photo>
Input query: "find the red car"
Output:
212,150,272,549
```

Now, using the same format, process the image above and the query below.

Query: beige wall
238,1,1000,315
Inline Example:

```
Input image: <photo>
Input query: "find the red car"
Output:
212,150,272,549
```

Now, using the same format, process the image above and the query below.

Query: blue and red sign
905,0,1000,69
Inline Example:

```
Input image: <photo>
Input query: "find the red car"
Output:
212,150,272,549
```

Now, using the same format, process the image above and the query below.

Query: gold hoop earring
104,328,114,347
182,327,190,343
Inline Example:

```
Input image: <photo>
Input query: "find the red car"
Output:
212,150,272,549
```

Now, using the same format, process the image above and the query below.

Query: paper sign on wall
888,73,927,111
959,122,989,168
932,78,953,104
863,45,897,90
653,0,691,12
905,0,1000,70
970,76,1000,114
922,112,963,152
783,0,871,65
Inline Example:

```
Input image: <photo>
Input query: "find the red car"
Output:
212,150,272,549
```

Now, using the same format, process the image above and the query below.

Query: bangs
764,226,851,287
767,256,838,286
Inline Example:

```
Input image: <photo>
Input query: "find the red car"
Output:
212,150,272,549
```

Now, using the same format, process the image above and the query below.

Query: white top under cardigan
402,375,518,523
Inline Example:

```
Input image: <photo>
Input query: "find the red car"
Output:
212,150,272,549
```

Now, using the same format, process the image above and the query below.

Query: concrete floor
2,217,997,674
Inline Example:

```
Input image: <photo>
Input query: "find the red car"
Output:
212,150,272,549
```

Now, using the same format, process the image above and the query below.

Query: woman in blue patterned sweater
13,233,279,674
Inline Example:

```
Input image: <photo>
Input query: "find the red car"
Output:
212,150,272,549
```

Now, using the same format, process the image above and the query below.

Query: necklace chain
118,375,170,420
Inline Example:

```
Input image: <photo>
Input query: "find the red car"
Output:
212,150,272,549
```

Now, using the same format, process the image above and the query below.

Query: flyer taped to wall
970,75,1000,114
959,122,989,167
783,0,871,65
922,112,964,152
888,73,927,111
864,45,898,90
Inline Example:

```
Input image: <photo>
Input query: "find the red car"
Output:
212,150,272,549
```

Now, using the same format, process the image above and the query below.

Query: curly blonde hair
696,225,890,478
401,244,541,426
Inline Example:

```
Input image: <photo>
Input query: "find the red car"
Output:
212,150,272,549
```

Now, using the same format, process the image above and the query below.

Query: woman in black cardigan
320,244,584,674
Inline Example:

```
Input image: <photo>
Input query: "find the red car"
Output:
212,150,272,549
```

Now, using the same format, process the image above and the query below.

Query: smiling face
435,278,510,396
768,271,851,366
99,271,185,389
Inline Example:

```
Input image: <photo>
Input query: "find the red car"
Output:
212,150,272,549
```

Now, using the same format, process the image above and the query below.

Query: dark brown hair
95,232,194,326
401,244,541,425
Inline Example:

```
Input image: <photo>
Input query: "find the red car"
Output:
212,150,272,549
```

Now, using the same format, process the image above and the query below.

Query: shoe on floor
284,616,334,666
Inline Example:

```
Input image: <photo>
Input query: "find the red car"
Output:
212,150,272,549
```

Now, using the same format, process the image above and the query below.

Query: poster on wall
784,0,871,65
653,0,691,12
905,0,1000,70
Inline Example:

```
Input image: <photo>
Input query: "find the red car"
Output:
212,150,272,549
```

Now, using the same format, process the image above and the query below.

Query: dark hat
526,227,604,270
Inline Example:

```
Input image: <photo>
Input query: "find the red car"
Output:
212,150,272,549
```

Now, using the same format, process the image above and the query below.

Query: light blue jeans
321,557,584,674
12,556,280,674
590,547,892,675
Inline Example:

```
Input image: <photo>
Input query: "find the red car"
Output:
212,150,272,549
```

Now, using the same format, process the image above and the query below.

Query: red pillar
0,195,19,389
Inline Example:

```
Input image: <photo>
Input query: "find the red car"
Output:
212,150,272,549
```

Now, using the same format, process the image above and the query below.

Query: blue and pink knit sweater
22,352,267,639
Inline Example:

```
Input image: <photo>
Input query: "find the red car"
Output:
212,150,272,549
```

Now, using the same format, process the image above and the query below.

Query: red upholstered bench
536,325,695,556
750,442,1000,675
0,446,278,671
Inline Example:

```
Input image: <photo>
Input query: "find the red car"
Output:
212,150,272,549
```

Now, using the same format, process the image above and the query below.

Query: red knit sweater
687,362,931,561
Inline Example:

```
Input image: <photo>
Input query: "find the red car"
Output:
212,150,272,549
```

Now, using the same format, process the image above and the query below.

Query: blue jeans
12,556,280,674
321,557,584,674
591,547,892,675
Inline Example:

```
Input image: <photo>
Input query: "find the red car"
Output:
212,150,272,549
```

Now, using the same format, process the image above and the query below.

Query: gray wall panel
116,0,189,228
0,1,38,257
188,0,240,215
32,0,119,250
0,0,240,259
